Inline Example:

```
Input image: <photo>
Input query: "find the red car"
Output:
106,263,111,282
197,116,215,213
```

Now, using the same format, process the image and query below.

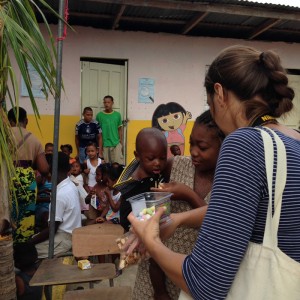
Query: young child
69,161,88,211
85,165,108,225
75,107,103,163
114,127,168,232
60,144,76,165
170,144,181,156
114,127,169,299
83,142,102,192
14,243,43,300
44,142,54,155
96,164,123,224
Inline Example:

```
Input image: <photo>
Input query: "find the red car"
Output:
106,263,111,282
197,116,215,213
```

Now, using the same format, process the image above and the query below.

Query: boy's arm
118,126,123,153
98,132,104,158
29,221,60,245
75,135,80,159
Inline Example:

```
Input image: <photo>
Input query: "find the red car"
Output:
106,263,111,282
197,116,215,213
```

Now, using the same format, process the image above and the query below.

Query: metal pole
48,0,65,259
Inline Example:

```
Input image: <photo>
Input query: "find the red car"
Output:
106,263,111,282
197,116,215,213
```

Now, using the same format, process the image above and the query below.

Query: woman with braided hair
128,45,300,299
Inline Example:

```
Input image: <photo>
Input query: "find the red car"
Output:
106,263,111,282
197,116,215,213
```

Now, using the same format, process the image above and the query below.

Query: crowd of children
33,142,125,231
13,106,185,300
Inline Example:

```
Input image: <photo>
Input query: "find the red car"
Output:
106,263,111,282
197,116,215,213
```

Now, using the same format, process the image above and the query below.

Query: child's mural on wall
152,102,192,158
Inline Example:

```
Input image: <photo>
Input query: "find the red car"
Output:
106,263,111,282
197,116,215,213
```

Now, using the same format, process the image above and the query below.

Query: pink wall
12,25,300,120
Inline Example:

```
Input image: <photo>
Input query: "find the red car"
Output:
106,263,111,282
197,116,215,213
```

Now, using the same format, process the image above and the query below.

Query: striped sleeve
182,128,266,299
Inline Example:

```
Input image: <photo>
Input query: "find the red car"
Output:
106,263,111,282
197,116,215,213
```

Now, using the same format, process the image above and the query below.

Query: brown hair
205,45,294,120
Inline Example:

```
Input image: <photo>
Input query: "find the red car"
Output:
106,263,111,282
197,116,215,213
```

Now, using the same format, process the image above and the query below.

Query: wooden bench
64,286,132,300
30,223,131,299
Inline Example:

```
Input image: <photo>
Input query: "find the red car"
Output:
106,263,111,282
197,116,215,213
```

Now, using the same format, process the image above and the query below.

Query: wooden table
30,257,116,286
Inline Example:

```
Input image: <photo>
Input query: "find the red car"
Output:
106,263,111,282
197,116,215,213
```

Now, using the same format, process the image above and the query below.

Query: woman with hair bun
128,45,300,299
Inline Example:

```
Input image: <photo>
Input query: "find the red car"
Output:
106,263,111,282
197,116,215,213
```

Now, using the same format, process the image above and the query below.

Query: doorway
80,58,128,161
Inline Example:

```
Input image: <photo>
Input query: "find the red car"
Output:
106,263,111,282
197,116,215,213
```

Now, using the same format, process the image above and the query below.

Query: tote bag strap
256,127,287,249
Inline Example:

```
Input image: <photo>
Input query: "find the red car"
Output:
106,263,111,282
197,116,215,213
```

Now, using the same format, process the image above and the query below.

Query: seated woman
132,110,224,300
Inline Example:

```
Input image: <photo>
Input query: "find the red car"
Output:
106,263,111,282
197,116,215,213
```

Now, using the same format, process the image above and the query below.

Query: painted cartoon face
157,112,183,131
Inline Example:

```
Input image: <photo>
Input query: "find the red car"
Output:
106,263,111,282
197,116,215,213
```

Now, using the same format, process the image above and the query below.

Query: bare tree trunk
0,161,16,300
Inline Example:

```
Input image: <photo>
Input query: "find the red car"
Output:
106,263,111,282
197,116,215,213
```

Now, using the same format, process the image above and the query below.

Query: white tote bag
179,128,300,300
226,128,300,300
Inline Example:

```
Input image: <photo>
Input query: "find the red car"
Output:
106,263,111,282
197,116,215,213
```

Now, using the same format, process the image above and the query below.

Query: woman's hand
127,207,165,249
83,168,90,175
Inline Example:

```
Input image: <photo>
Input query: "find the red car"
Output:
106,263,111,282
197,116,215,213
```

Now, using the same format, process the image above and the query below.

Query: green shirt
96,111,122,147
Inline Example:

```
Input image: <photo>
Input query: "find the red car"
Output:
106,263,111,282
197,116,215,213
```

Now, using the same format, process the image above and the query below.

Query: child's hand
83,168,90,175
88,188,95,195
104,187,110,196
96,216,106,223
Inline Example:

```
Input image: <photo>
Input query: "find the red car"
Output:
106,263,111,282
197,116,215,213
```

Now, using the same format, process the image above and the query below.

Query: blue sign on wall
138,78,155,103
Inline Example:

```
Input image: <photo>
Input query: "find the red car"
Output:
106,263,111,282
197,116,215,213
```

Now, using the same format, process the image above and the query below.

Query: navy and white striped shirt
182,127,300,299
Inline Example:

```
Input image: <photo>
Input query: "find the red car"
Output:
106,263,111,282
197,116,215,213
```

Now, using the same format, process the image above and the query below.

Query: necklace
250,115,278,127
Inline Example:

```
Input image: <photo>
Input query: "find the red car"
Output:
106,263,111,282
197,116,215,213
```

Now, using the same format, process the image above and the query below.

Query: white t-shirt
69,174,84,186
69,174,88,211
87,158,102,187
49,177,82,234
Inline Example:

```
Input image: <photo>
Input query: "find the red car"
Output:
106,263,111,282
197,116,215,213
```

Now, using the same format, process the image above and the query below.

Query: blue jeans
79,147,87,164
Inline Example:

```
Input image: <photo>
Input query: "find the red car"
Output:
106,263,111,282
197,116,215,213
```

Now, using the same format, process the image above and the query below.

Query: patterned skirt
11,167,37,244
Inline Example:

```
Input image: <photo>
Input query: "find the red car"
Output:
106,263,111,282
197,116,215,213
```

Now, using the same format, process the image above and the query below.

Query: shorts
103,143,124,164
35,231,72,259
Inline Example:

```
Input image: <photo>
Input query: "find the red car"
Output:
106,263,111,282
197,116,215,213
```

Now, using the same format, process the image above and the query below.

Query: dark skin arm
85,189,95,204
35,153,49,176
75,135,80,159
95,188,109,222
118,126,123,154
99,204,109,220
152,182,207,208
97,133,104,157
15,275,25,296
29,221,60,245
104,188,121,212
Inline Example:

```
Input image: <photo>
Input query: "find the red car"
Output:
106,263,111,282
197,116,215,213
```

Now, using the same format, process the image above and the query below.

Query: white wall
15,25,300,120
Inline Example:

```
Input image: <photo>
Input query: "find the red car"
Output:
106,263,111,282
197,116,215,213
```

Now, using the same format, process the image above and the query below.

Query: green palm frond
0,0,61,197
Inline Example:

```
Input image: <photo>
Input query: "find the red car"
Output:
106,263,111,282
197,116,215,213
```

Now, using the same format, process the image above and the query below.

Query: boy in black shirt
75,107,103,163
114,127,171,300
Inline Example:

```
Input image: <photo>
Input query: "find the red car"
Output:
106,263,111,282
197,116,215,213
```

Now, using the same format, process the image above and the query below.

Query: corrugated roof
40,0,300,43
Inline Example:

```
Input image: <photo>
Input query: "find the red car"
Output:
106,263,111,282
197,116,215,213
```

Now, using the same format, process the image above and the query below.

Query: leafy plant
0,1,60,298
